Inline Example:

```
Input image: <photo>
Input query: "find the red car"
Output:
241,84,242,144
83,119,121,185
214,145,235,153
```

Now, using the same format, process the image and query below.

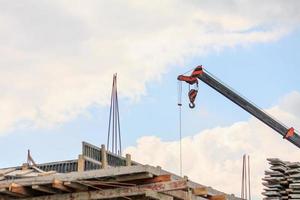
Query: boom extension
178,65,300,148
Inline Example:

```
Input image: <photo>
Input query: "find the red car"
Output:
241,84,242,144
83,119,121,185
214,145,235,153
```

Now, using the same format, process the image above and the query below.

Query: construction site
1,1,300,199
0,141,241,200
0,65,299,200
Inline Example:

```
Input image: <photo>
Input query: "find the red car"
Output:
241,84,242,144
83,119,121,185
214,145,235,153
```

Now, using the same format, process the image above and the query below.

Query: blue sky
0,1,300,198
1,28,299,167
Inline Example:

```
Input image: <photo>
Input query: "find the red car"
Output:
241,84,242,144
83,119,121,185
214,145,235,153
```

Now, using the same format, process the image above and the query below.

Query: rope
177,80,183,176
179,106,182,177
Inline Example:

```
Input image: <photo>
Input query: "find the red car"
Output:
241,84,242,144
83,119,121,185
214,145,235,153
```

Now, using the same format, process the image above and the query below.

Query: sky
0,1,300,199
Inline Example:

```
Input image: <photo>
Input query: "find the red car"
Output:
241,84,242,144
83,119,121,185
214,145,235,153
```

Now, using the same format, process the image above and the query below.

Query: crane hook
189,102,195,109
188,89,198,109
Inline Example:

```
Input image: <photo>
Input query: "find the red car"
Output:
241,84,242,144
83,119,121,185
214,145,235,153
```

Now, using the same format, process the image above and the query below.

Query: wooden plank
31,166,45,173
64,182,88,191
142,174,171,184
209,195,226,200
163,190,207,200
163,190,189,199
0,165,159,188
9,183,32,197
0,165,240,200
145,191,173,200
0,196,10,200
18,180,188,200
32,185,57,194
0,168,17,176
37,171,56,177
193,187,208,196
158,168,239,199
52,179,72,192
0,188,25,198
115,172,153,182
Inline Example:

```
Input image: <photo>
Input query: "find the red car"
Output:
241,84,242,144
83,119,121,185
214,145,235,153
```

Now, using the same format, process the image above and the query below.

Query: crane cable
176,66,197,177
177,80,183,177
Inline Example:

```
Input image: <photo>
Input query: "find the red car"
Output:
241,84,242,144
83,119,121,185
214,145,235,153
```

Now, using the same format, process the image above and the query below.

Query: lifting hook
189,102,195,109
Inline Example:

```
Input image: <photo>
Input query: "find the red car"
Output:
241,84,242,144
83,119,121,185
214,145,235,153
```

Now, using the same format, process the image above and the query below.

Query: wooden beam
163,190,189,199
115,172,153,182
64,182,88,191
31,166,45,173
209,195,226,200
193,187,208,196
0,165,161,188
15,169,34,177
19,180,188,200
0,196,10,200
52,179,72,192
0,168,16,176
145,191,173,200
22,163,29,170
9,183,32,197
142,174,171,184
164,190,208,200
37,171,56,177
159,168,238,199
32,185,57,194
0,188,25,198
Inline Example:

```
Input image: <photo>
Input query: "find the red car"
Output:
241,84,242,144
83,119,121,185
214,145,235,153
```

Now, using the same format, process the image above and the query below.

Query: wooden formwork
0,142,241,200
0,165,240,200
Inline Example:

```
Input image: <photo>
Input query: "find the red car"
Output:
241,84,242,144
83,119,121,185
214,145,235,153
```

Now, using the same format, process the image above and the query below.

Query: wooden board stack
262,158,300,199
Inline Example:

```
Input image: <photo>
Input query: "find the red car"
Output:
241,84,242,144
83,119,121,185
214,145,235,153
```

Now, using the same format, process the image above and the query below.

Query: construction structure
263,158,300,199
0,142,241,200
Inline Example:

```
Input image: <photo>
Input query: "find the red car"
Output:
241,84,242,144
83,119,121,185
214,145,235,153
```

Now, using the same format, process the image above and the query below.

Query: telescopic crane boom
177,65,300,148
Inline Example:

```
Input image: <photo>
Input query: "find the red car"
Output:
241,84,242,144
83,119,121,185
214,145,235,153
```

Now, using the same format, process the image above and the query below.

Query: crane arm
178,65,300,148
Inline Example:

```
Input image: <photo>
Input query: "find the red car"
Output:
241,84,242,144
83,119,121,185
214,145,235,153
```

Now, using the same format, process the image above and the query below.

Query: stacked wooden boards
0,164,242,200
262,158,300,199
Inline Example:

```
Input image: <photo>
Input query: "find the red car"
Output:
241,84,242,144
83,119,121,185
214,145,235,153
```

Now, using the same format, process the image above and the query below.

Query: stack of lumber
262,158,300,199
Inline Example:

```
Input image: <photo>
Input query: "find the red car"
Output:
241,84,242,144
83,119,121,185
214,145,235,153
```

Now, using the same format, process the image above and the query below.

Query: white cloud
125,91,300,200
0,1,299,133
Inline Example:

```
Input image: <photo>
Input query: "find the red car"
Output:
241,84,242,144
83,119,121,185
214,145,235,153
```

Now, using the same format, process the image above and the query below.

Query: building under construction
0,141,241,200
3,64,298,200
